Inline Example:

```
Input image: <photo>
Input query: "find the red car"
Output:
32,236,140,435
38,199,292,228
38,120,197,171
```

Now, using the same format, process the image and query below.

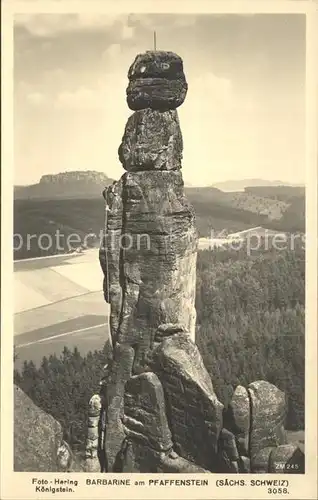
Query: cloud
55,87,100,109
121,24,134,40
27,92,47,105
43,68,65,81
102,43,122,61
128,14,197,30
16,81,49,106
173,16,198,28
14,13,127,37
54,72,128,111
186,72,233,112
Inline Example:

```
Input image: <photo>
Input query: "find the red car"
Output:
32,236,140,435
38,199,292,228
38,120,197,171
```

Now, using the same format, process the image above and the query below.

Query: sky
14,13,306,186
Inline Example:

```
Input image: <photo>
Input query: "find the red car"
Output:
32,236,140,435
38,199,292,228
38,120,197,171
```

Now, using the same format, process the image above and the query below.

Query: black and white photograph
1,1,317,499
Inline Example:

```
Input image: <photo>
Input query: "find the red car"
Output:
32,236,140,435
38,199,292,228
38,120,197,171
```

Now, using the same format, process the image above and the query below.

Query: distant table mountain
14,170,115,200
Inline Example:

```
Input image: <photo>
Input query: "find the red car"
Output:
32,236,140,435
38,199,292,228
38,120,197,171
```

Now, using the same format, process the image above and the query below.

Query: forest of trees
14,343,112,451
14,240,305,448
195,242,305,430
245,185,305,201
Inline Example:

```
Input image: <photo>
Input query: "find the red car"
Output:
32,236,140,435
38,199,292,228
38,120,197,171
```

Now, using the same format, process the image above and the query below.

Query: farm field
15,323,108,371
14,249,109,369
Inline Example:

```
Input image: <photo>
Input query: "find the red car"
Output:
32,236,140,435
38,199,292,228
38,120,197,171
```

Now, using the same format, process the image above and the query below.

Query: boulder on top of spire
126,51,188,111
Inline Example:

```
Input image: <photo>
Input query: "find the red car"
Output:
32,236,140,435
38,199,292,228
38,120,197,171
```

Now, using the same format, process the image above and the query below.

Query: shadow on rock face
14,385,80,472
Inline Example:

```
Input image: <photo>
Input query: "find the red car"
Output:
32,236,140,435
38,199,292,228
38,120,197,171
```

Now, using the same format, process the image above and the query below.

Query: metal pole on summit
154,30,157,51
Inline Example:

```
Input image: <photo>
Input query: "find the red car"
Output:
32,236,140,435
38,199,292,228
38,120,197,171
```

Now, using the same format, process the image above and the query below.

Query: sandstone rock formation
14,385,81,472
124,372,173,452
269,444,305,474
84,394,102,472
248,380,287,469
102,343,135,471
118,109,183,172
226,385,250,457
149,332,223,471
92,50,305,474
126,51,188,111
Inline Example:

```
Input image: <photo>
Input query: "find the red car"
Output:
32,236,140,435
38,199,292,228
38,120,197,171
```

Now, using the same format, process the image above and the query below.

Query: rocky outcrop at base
14,385,80,472
248,381,287,468
150,332,223,470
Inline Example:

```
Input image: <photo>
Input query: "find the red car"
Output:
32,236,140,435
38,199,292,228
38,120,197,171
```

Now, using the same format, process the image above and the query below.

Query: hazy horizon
14,171,305,188
14,13,306,187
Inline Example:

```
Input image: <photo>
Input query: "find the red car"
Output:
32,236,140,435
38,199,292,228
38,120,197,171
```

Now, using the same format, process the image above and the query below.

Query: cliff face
14,385,81,472
89,51,305,474
102,171,197,351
